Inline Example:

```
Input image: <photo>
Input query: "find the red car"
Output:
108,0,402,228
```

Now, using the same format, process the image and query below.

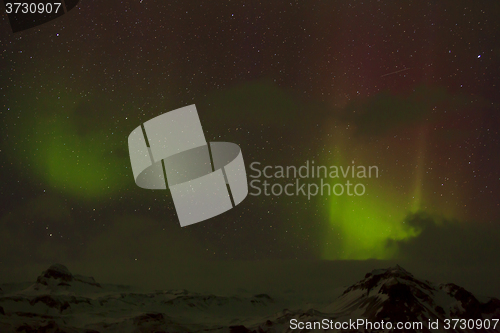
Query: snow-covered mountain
0,264,498,332
321,265,500,332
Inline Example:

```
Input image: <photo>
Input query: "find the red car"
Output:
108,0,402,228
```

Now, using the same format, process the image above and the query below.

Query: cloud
391,212,500,266
200,79,328,130
386,212,500,297
342,85,469,136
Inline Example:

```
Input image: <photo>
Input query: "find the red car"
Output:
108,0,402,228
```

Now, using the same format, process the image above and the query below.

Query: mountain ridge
0,263,498,332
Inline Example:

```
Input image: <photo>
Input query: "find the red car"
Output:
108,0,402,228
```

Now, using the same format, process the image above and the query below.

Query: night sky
1,0,499,295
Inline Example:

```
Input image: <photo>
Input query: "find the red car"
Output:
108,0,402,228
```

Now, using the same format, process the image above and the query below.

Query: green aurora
3,89,128,201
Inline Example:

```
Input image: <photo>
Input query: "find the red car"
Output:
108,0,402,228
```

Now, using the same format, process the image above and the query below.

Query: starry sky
0,0,499,294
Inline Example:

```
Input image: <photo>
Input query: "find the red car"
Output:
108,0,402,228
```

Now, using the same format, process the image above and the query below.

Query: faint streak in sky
380,67,411,77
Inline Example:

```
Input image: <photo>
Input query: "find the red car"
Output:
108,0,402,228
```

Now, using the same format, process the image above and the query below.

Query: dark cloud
392,212,500,266
342,85,470,136
387,212,500,297
200,80,328,131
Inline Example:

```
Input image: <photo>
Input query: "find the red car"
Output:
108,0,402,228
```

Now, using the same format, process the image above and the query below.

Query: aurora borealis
0,0,499,295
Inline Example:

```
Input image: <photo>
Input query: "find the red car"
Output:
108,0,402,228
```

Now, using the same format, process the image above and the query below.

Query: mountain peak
387,264,412,276
363,264,412,279
341,264,429,302
40,264,73,281
329,265,500,328
26,264,102,294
